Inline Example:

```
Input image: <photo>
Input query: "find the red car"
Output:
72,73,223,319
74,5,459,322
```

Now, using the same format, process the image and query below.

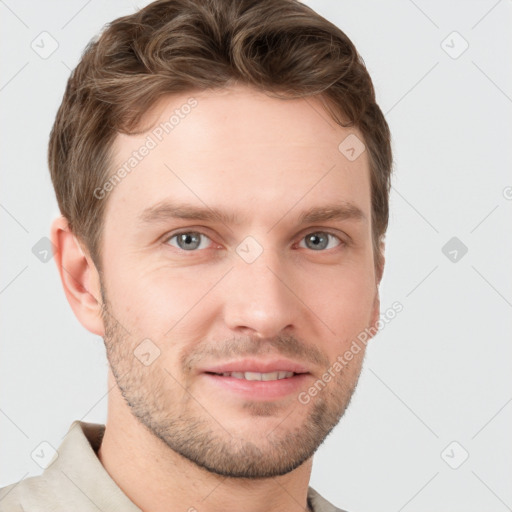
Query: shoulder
0,474,58,511
308,486,351,512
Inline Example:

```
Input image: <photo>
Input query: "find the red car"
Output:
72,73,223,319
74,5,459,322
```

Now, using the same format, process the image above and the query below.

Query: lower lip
201,373,310,400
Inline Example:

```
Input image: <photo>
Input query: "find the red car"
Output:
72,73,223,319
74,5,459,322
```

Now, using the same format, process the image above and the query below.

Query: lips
202,371,310,400
199,359,312,398
210,370,295,381
201,358,310,376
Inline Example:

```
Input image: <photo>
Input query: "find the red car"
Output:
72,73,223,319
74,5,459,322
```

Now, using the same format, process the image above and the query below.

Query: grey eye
300,232,341,251
167,232,211,251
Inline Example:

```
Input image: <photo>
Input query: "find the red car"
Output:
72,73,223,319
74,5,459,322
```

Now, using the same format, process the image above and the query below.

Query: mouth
199,359,312,400
201,358,310,376
205,370,299,381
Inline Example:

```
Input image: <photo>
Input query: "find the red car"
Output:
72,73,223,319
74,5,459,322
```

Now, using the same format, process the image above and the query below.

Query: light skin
51,84,384,512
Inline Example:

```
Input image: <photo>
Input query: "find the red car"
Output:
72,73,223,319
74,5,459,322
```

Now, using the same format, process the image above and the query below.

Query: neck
97,371,314,512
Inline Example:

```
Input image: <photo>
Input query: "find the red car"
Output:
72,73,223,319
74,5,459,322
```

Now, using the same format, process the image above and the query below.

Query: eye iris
306,232,328,250
177,232,201,250
173,232,334,251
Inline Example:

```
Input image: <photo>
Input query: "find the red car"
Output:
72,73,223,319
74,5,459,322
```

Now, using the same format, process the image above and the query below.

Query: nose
221,246,303,339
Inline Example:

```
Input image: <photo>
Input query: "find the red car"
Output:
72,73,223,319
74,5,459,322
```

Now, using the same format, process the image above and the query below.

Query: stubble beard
100,290,364,479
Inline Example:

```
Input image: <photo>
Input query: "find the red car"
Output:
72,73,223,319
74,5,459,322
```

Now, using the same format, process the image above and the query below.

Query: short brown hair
49,0,392,275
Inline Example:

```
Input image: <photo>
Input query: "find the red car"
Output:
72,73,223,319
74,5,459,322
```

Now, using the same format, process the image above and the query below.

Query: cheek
106,261,219,339
303,260,376,333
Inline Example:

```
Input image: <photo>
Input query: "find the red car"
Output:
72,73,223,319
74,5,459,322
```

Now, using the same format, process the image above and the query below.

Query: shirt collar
46,420,340,512
45,420,142,511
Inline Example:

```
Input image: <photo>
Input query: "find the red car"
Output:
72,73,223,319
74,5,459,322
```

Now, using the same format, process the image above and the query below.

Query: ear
50,216,105,336
369,240,386,331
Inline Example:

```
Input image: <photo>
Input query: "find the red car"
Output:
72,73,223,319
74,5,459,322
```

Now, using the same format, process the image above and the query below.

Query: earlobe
376,240,386,285
369,240,385,339
50,216,105,336
370,288,381,335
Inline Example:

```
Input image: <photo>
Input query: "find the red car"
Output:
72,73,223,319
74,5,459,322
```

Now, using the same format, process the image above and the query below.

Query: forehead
105,85,371,229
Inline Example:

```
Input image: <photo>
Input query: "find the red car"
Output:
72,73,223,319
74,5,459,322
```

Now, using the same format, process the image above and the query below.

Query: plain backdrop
1,1,511,511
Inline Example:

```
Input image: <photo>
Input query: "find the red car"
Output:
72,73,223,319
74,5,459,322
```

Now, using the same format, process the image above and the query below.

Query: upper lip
201,358,310,374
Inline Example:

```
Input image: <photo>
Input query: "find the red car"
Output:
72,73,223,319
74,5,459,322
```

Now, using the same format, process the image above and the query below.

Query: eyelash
163,229,346,253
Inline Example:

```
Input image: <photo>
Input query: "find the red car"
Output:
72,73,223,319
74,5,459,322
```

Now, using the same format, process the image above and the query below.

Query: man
0,0,392,510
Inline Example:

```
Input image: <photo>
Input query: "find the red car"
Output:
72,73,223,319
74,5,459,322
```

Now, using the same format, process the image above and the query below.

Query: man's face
98,85,380,478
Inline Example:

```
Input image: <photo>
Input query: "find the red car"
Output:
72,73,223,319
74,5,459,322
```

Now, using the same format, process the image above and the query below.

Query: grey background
1,1,511,511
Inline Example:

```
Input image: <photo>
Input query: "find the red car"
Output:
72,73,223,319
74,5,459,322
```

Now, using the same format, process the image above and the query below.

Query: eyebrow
137,200,367,227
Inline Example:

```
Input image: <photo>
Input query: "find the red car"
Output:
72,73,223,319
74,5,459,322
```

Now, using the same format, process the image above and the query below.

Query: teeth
218,371,295,381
